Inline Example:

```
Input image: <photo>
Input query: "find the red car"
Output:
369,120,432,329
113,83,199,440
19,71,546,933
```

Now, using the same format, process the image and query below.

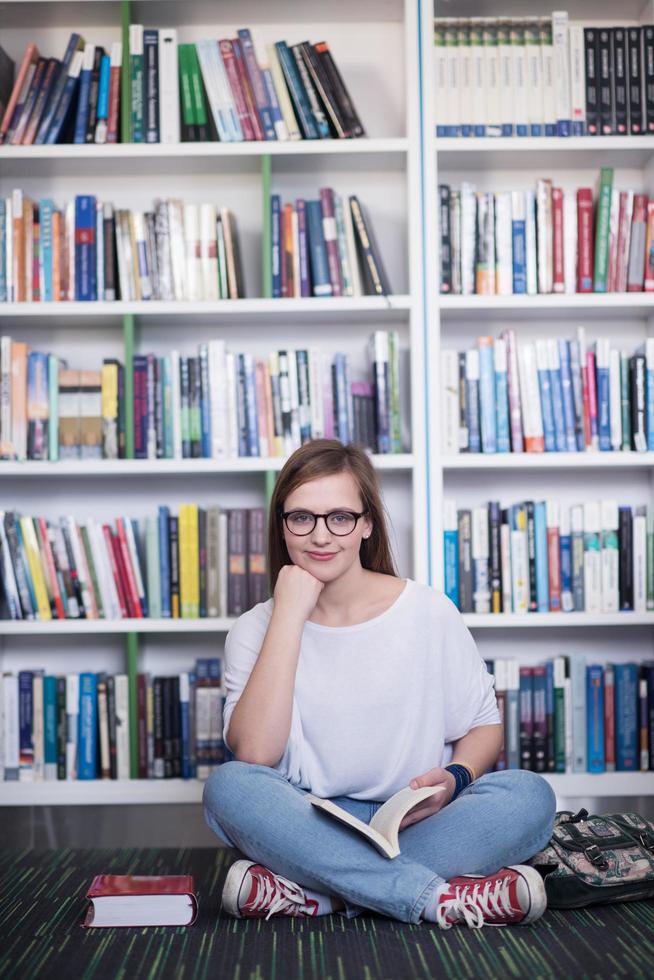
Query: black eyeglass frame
280,509,369,536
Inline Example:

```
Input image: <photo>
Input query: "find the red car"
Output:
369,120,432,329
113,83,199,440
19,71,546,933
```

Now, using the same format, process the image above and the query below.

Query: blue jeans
202,762,556,925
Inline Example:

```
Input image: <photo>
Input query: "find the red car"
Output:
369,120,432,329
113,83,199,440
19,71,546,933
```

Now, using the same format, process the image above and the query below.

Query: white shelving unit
2,0,653,809
0,0,429,806
424,0,654,806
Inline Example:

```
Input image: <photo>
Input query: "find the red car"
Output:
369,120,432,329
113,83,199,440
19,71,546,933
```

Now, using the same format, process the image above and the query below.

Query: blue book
641,340,654,450
569,339,585,451
243,353,260,456
548,341,567,452
560,511,573,612
158,506,171,617
536,342,556,452
305,200,332,296
199,344,211,458
586,665,606,773
595,340,611,451
73,46,93,143
534,502,549,612
465,350,481,453
511,198,527,293
161,357,173,458
78,672,98,779
18,671,34,779
208,658,222,766
271,194,282,298
74,195,97,301
614,663,639,771
558,339,578,452
179,673,192,779
296,199,310,298
274,41,319,139
296,350,312,443
133,355,149,458
262,67,285,139
97,52,111,124
188,669,197,776
43,675,58,777
46,53,82,143
235,355,249,456
333,353,350,443
36,33,83,143
478,340,497,453
494,341,510,452
443,501,459,608
38,199,55,301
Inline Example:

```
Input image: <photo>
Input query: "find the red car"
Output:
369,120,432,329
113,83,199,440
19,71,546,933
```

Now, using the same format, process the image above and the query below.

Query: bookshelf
0,0,429,804
425,0,654,803
2,0,653,809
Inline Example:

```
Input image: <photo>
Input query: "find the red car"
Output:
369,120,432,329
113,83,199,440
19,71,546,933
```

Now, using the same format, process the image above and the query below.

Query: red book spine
0,43,39,143
577,189,594,292
552,187,565,293
628,194,647,291
219,40,256,141
110,525,137,617
231,39,264,141
115,518,143,617
604,671,616,770
547,525,561,611
106,65,121,143
102,525,128,617
137,673,148,778
645,201,654,290
586,351,599,449
38,517,66,619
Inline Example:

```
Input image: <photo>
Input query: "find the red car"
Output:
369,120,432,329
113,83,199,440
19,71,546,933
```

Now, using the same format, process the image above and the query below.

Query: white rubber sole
221,859,258,918
508,864,548,924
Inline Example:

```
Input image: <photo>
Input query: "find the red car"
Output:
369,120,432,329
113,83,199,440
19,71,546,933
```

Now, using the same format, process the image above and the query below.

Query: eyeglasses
281,509,369,536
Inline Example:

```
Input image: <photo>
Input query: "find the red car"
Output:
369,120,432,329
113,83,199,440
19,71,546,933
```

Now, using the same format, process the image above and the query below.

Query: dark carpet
1,848,653,979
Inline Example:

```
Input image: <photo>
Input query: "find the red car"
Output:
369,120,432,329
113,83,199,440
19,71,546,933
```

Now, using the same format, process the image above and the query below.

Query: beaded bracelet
444,763,474,800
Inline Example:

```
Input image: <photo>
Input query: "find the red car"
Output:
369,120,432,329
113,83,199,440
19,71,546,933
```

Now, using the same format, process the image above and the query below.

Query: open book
305,785,445,859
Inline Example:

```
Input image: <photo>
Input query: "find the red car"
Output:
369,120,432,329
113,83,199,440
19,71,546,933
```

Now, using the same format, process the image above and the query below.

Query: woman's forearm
450,723,504,779
227,610,305,766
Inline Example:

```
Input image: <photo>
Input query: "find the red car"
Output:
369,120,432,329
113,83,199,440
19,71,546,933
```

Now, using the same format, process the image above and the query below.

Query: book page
305,785,445,859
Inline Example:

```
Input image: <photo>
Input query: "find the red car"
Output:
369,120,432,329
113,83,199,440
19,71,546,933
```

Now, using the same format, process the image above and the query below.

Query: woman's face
282,472,373,581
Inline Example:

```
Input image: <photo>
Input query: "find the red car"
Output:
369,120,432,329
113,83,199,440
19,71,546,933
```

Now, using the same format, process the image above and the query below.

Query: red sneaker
436,865,547,929
222,860,319,920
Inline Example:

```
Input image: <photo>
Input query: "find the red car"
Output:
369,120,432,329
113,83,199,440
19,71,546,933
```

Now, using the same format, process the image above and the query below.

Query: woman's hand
273,564,325,623
398,767,457,830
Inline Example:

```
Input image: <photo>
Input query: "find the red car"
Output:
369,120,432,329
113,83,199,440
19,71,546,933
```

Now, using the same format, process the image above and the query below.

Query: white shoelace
244,868,311,921
435,876,520,930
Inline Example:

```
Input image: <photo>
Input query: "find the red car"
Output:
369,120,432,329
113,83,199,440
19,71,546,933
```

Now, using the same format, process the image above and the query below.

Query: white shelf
439,293,654,319
443,453,654,470
0,618,237,636
1,771,650,806
436,135,654,169
0,453,414,477
463,613,654,628
0,296,412,320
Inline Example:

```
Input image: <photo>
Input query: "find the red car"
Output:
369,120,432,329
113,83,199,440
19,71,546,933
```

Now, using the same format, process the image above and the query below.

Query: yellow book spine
19,517,52,620
187,504,199,618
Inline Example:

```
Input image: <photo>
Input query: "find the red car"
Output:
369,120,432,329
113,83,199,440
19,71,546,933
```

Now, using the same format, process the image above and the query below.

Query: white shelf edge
0,138,408,161
0,296,412,317
435,135,654,154
443,453,654,470
0,618,237,635
1,772,650,806
439,293,654,311
0,453,414,476
463,613,654,628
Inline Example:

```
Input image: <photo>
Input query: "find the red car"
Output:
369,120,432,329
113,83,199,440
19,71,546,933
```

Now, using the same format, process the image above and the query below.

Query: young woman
203,439,556,928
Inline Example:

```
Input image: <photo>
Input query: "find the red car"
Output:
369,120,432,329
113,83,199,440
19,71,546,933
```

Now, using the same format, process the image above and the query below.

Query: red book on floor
84,875,198,928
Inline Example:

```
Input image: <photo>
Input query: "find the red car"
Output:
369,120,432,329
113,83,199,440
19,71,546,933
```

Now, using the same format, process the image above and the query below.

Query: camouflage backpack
527,808,654,908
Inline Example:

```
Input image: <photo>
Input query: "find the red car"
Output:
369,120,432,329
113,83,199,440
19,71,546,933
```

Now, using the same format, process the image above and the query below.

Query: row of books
1,192,244,303
439,169,654,296
484,658,654,774
441,330,654,455
270,191,390,298
0,332,402,462
0,28,364,145
434,14,654,138
0,662,233,782
444,499,654,615
0,506,267,622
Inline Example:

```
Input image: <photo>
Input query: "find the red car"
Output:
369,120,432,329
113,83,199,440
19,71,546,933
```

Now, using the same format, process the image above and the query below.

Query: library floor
1,848,653,980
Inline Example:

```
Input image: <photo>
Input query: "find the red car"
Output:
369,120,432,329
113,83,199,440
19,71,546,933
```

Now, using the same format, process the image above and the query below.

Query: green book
593,166,614,291
178,44,196,140
129,24,144,142
187,43,209,140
